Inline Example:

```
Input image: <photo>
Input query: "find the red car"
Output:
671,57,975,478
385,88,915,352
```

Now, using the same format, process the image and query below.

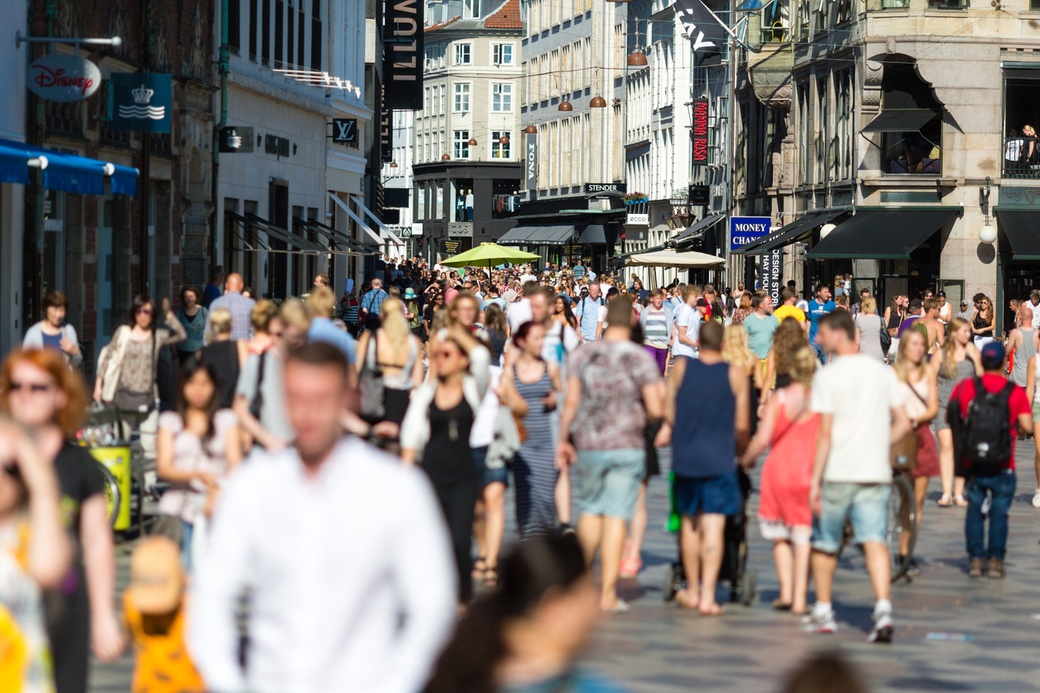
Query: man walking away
557,298,663,613
807,311,911,643
359,278,390,332
664,321,750,615
206,272,255,342
203,266,224,309
950,342,1033,578
192,343,456,692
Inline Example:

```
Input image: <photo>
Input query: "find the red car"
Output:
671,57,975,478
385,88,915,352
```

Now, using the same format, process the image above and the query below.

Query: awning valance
225,212,328,254
670,213,725,246
0,137,138,196
807,208,960,260
293,218,378,255
499,225,576,246
578,225,607,244
739,210,844,255
995,208,1040,260
862,109,939,134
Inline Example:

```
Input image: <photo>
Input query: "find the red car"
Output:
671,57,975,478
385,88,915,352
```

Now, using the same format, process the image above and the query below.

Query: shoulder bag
890,383,927,471
879,315,892,354
358,330,386,420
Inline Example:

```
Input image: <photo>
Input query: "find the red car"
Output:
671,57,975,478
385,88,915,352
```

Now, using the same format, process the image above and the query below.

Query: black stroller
662,467,757,606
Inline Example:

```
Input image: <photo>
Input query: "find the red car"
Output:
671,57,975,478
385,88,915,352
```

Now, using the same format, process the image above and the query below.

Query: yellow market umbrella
439,242,540,270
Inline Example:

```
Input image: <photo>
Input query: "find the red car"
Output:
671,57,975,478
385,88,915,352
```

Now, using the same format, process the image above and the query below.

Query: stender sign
691,99,709,166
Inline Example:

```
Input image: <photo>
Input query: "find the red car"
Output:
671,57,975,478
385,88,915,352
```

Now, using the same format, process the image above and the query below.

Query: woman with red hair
0,349,124,692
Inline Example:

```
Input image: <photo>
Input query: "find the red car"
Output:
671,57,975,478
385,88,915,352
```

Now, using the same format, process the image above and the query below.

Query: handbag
113,331,156,415
879,315,892,354
358,330,386,420
890,383,927,471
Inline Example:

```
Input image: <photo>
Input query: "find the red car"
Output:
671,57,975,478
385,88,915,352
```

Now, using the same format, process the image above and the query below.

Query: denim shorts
472,446,508,488
812,482,891,554
577,449,645,520
675,471,742,517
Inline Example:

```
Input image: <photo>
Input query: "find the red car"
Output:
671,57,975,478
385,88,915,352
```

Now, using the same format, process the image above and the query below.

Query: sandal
483,566,500,588
937,493,953,508
772,599,793,611
954,495,969,507
699,603,725,617
471,557,487,579
674,589,700,610
601,599,630,615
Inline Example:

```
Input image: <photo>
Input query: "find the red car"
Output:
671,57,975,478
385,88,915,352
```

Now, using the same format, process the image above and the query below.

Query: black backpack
955,378,1015,476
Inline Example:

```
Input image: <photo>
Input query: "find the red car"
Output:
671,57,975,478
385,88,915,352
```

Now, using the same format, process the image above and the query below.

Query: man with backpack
949,342,1034,579
359,278,390,332
575,282,605,343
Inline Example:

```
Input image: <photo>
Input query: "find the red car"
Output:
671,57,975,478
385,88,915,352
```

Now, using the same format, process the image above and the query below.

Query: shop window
451,178,474,221
1003,67,1040,178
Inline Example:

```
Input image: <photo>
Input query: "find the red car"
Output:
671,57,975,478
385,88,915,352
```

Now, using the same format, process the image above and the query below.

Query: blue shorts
577,449,645,520
472,446,508,488
812,482,891,554
675,471,742,517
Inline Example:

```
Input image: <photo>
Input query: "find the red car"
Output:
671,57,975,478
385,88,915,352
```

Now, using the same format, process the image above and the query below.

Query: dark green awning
995,208,1040,260
807,208,960,260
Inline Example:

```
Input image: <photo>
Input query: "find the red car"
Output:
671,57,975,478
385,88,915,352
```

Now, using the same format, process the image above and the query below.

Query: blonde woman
930,318,983,507
356,298,424,425
722,323,765,393
761,318,809,403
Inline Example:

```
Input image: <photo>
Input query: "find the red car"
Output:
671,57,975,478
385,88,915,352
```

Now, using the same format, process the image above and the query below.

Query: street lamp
524,124,538,135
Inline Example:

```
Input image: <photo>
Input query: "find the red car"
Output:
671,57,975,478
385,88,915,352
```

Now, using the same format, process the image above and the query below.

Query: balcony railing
1003,137,1040,179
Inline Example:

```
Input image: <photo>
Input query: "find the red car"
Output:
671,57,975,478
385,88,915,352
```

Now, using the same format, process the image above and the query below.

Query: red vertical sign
691,99,709,166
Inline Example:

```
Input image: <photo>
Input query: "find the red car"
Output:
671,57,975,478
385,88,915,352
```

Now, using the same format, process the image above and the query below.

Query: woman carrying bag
94,295,187,458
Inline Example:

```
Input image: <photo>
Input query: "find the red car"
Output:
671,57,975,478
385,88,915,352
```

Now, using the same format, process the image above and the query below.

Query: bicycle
97,461,121,529
838,472,917,583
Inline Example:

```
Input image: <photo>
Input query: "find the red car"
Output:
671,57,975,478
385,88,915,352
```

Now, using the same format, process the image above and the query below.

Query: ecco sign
27,54,101,102
729,216,770,251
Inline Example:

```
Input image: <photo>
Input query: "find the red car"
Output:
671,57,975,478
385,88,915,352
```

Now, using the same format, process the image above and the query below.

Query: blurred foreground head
778,651,870,693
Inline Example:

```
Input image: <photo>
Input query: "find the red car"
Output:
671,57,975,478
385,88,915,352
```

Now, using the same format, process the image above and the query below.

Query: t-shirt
773,304,806,324
743,313,780,359
672,304,699,358
308,317,357,364
575,296,604,342
157,409,239,523
811,353,903,483
897,315,922,338
642,307,670,348
236,350,293,443
807,299,836,342
951,375,1031,470
543,321,580,369
507,298,533,334
568,340,661,451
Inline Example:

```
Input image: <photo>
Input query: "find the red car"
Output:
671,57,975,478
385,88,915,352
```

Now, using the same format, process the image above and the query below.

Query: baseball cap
696,297,710,308
128,536,184,615
980,342,1006,370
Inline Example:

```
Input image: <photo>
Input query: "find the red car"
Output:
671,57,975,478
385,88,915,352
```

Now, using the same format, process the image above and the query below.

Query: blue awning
0,138,138,196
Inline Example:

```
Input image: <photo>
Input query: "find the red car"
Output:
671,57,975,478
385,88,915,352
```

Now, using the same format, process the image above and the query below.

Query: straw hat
128,536,184,614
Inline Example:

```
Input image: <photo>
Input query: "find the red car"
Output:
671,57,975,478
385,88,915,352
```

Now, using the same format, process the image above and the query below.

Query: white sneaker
869,609,894,644
1031,489,1040,509
801,606,837,634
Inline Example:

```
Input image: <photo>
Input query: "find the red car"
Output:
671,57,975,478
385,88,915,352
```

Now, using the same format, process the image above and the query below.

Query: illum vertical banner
383,0,424,110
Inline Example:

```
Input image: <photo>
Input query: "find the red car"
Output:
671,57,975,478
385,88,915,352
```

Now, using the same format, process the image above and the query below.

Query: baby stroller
662,467,757,606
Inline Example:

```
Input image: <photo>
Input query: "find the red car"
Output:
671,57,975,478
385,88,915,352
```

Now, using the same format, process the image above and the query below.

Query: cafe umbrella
438,242,541,271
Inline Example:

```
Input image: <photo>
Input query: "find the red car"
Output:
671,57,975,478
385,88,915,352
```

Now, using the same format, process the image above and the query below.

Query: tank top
1011,328,1037,386
973,312,993,337
672,359,736,478
513,363,555,453
424,397,475,487
886,308,903,332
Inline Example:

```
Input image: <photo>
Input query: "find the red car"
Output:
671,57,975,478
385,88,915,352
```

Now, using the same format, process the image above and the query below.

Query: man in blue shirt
360,278,389,331
575,283,605,342
307,287,357,367
808,283,836,360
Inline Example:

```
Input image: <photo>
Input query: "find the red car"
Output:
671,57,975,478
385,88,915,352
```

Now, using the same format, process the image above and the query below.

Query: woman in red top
741,345,818,615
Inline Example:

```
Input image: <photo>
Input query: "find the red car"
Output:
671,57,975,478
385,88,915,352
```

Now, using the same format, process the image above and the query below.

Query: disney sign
27,54,101,102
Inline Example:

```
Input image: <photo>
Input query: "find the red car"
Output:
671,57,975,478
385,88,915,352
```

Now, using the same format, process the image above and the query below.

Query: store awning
578,225,607,244
499,225,576,246
351,194,404,246
739,210,844,255
328,192,383,246
0,137,138,195
226,212,327,254
807,208,960,260
293,219,378,255
995,209,1040,260
670,213,725,246
862,109,939,134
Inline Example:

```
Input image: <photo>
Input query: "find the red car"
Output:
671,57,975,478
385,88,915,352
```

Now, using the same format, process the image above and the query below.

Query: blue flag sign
730,216,770,251
110,74,172,133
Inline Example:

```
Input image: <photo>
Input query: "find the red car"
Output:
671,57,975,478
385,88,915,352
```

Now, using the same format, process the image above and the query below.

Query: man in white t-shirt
1029,289,1040,331
805,310,910,643
672,285,702,360
507,281,539,334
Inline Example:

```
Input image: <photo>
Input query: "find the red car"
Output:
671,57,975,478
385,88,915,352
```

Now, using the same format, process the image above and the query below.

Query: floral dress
0,519,53,693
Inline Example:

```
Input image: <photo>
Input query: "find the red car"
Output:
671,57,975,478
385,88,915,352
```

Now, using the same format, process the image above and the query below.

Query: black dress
200,340,241,409
423,397,478,603
47,444,105,693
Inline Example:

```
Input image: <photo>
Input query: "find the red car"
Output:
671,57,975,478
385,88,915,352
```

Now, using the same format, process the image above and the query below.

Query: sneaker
801,607,837,634
869,609,894,644
1032,489,1040,509
968,558,985,578
986,558,1006,579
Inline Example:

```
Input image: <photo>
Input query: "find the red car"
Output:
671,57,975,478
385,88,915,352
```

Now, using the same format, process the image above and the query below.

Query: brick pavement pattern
90,443,1040,692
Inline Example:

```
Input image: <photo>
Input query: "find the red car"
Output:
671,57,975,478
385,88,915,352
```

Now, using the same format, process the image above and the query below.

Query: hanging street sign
27,54,101,102
110,73,173,133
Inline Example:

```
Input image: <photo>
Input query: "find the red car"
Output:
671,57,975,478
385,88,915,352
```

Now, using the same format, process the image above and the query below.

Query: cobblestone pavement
90,442,1040,692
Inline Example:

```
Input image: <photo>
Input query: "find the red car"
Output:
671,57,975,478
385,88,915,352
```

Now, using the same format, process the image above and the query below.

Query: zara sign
27,54,101,102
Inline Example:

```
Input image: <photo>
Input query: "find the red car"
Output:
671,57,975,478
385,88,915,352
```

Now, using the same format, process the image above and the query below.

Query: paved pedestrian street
90,443,1040,693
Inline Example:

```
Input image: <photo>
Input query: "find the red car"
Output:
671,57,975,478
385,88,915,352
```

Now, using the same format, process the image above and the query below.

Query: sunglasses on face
8,381,54,394
136,308,154,315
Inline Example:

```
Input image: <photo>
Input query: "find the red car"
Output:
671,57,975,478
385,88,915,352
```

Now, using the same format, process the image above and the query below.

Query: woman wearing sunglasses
401,324,490,607
1,349,121,692
94,295,186,457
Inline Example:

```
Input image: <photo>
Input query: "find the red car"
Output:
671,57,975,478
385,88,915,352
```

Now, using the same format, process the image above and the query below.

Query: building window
228,0,241,51
454,130,471,159
1003,66,1040,178
261,0,271,65
274,0,284,66
455,43,472,65
493,43,514,65
492,83,513,112
454,83,470,112
492,131,511,158
927,0,968,7
310,0,322,70
249,0,258,59
876,63,943,175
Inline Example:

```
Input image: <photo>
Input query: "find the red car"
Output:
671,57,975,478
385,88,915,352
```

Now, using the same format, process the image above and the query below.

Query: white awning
328,192,383,246
351,194,405,246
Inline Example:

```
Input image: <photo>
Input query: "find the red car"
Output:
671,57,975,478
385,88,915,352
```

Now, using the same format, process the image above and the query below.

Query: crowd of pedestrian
2,256,1037,692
